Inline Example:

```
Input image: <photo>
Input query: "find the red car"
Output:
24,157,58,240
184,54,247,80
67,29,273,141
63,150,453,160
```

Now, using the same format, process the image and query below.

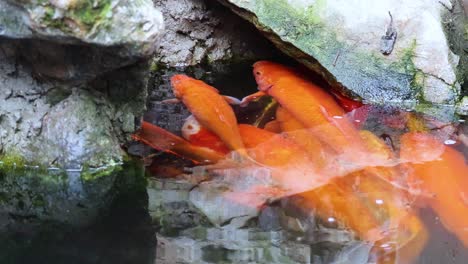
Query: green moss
71,0,113,28
80,163,123,182
39,0,113,32
395,40,425,94
149,60,161,72
394,40,418,73
0,153,27,171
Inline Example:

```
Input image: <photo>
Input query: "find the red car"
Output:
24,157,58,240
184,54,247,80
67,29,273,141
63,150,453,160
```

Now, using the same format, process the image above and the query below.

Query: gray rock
0,40,146,169
0,0,155,231
0,0,164,81
153,0,275,66
216,0,467,106
189,166,275,226
0,0,163,51
28,88,123,168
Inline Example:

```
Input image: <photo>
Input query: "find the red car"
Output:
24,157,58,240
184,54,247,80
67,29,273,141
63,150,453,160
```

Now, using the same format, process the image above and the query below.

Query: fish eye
255,71,261,75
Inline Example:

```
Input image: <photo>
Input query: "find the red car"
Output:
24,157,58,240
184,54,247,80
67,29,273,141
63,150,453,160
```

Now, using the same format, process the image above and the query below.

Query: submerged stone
216,0,467,111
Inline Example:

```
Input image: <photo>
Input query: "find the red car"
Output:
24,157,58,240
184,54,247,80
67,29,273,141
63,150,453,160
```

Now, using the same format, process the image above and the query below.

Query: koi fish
338,171,428,263
132,121,225,164
330,90,364,112
346,105,371,129
275,106,331,170
252,61,365,155
296,179,382,242
182,115,230,154
171,74,247,156
238,124,311,167
295,129,428,262
400,132,468,247
263,120,282,133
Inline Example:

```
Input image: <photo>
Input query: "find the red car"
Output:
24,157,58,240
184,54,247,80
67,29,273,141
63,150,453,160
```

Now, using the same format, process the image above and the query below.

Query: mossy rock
217,0,467,113
0,0,163,53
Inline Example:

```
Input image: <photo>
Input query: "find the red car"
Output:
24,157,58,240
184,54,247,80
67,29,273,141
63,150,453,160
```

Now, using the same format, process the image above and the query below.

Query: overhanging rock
216,0,467,110
0,0,164,81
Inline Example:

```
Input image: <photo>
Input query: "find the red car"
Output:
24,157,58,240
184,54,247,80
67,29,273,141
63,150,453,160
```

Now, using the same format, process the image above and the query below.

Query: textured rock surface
0,41,146,168
0,0,164,81
0,41,149,227
216,0,467,108
189,166,274,226
153,0,276,66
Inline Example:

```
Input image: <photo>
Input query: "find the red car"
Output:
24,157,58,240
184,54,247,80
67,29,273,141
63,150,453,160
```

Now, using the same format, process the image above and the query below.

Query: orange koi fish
132,121,225,164
182,115,230,154
338,171,428,263
171,74,247,156
356,130,428,263
263,120,282,133
252,61,365,155
275,106,331,170
295,170,427,263
330,90,364,112
238,124,310,167
294,129,428,263
296,180,381,241
400,132,468,248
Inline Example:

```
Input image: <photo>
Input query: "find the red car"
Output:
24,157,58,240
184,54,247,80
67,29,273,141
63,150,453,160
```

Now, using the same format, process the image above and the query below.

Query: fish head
181,115,201,140
171,74,220,99
253,61,299,92
253,61,284,92
170,74,193,99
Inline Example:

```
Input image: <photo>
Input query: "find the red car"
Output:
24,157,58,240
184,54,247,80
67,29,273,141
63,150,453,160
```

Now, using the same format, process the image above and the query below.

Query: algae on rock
217,0,467,111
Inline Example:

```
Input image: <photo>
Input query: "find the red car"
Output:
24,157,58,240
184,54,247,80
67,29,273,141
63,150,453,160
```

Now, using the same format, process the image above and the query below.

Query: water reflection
0,161,155,264
139,61,468,263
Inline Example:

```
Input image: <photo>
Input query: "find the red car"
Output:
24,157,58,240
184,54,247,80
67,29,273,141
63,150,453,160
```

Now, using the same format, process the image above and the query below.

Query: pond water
145,61,468,264
1,60,467,264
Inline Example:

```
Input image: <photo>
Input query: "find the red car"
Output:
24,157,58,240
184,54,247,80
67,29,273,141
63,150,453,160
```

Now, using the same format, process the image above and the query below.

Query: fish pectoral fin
239,91,267,107
161,98,181,104
222,95,242,105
